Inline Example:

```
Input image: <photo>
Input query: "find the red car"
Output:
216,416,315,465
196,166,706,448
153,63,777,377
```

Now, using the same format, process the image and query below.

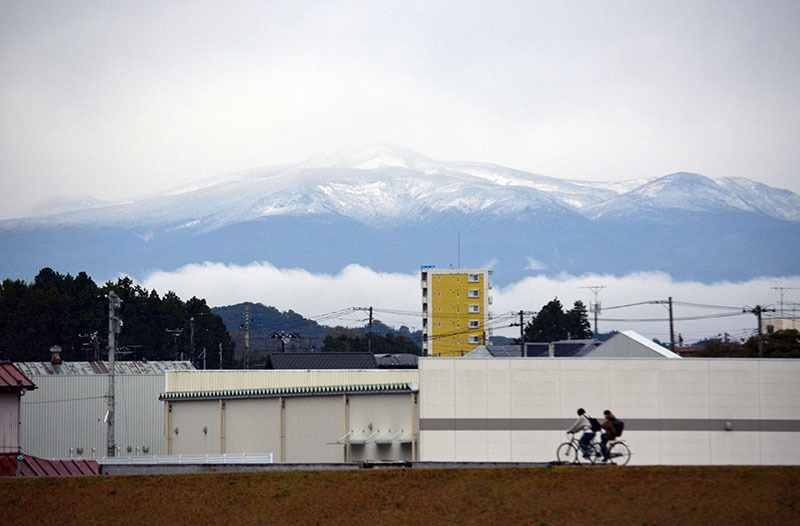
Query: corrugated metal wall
1,392,20,453
166,369,418,392
19,375,166,459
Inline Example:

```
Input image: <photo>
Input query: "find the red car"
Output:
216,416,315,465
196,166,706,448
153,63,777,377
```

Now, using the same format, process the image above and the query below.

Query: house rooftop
265,352,378,370
0,362,36,390
13,361,195,376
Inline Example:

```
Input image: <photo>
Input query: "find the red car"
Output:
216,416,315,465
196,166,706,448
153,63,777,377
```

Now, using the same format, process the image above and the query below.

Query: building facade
161,369,420,463
16,361,193,459
418,357,800,465
421,268,492,357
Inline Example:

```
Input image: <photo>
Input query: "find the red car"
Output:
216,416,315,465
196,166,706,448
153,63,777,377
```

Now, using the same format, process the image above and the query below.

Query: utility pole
189,317,195,364
368,307,373,353
509,310,527,357
107,292,121,458
218,343,223,369
242,306,250,368
579,286,605,337
668,296,675,352
744,305,776,358
166,328,184,360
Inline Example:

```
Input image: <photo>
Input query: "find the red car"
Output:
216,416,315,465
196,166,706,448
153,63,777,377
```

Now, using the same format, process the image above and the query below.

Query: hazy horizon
3,1,800,219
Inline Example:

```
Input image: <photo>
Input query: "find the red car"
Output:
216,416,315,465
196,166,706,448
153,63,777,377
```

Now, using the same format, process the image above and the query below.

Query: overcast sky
2,1,799,219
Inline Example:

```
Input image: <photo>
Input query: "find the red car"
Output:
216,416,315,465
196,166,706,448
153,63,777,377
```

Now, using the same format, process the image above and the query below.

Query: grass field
1,466,799,525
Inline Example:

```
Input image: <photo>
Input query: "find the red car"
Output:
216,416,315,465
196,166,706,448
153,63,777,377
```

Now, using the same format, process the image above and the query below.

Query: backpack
613,419,625,437
588,417,601,432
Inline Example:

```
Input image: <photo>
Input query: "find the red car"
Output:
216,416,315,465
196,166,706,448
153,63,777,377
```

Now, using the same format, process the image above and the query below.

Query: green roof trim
159,382,413,402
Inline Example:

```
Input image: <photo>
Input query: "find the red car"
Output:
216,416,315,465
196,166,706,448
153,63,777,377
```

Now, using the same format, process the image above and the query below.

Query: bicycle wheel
585,443,601,465
576,443,595,465
608,441,631,466
556,442,579,464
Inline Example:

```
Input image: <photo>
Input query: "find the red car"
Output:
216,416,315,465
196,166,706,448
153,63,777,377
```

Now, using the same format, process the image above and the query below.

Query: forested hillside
0,268,234,366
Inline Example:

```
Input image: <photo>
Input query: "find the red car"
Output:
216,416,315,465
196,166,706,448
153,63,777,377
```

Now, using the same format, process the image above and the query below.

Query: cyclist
566,408,596,459
600,409,617,462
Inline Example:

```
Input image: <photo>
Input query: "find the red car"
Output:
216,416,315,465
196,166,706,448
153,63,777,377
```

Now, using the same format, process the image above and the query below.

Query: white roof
618,331,682,359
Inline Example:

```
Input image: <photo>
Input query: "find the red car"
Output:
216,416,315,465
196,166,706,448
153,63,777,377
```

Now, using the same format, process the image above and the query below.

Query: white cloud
140,261,799,344
525,257,547,271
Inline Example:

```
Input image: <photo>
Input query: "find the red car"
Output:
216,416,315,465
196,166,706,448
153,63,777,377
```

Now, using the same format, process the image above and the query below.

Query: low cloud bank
141,262,799,343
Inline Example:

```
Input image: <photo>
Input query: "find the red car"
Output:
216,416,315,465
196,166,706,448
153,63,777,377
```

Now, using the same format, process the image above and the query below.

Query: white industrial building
16,361,193,459
418,357,800,465
13,351,800,467
162,369,419,462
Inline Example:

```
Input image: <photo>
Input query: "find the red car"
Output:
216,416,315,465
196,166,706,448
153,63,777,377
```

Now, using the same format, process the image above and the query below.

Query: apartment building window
468,274,480,282
468,320,480,329
468,289,480,298
468,335,480,344
468,305,480,313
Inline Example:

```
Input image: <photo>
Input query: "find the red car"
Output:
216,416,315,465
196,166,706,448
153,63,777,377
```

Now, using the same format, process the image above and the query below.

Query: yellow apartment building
421,267,492,357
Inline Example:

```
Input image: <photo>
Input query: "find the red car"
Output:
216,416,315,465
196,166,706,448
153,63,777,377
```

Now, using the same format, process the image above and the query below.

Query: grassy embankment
1,466,798,525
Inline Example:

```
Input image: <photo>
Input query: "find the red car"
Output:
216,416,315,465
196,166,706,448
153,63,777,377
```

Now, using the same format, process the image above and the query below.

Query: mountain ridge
4,147,798,229
1,147,798,285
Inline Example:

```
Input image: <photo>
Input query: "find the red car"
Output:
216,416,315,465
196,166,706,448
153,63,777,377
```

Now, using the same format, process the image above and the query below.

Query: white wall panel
224,398,280,455
419,358,800,465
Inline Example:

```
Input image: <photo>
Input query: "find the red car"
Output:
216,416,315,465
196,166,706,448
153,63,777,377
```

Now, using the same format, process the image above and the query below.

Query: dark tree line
322,326,421,355
0,268,234,367
522,298,593,342
696,330,800,358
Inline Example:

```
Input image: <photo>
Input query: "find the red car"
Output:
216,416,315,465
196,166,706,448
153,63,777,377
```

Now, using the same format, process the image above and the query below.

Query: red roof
0,453,99,477
0,363,36,391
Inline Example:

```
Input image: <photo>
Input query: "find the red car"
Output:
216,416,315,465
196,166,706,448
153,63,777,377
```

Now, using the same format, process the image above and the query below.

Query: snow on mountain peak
300,144,434,171
4,150,799,229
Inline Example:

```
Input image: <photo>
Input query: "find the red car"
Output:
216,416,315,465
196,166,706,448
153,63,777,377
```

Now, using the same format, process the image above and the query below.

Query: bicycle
556,433,631,466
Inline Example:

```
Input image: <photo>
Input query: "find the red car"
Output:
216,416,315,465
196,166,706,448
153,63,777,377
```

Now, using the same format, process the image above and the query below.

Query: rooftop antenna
457,231,461,270
771,284,798,318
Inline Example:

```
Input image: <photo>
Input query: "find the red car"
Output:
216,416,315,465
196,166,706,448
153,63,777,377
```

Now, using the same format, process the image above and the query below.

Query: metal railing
100,453,273,465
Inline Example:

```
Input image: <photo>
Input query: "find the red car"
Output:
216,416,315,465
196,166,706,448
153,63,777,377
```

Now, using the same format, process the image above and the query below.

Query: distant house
590,331,682,359
265,352,378,370
762,316,799,333
465,340,600,358
464,331,680,359
374,353,419,369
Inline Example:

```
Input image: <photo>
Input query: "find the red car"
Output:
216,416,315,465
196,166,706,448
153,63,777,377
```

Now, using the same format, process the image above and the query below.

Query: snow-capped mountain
5,146,798,229
1,146,798,284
